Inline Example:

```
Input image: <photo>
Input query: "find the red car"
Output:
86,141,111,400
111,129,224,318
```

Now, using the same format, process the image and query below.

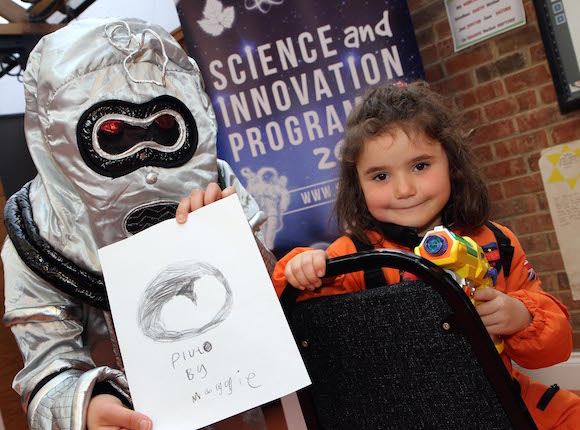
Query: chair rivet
442,322,451,331
301,340,309,348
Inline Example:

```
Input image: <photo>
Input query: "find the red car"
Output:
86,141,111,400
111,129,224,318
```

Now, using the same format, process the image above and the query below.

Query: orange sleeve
271,235,367,301
497,225,572,369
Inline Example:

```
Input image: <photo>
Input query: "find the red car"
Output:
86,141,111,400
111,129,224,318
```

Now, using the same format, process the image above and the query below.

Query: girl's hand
284,250,329,291
473,288,533,337
176,183,236,223
87,394,151,430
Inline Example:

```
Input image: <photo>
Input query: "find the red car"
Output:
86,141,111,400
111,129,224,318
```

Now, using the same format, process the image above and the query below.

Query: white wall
0,75,26,115
0,0,181,116
516,351,580,391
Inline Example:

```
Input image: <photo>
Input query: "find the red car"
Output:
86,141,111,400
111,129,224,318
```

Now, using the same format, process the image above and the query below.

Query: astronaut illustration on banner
241,166,290,249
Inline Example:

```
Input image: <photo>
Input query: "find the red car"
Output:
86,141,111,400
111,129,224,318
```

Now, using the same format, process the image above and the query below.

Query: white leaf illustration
219,6,235,28
197,0,235,37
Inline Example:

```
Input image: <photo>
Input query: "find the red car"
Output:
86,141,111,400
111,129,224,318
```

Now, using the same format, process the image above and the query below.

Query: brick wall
408,0,580,349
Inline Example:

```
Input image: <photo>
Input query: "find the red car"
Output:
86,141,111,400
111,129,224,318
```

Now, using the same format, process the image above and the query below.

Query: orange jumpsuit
272,222,580,429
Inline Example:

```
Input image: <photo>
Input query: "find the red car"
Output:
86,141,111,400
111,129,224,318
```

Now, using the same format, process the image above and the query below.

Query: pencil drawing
137,261,233,342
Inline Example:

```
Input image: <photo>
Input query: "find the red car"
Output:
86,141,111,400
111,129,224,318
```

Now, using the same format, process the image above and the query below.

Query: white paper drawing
241,166,290,249
99,195,310,430
198,0,235,37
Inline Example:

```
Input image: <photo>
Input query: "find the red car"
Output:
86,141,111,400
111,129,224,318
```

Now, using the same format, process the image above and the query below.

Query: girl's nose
394,176,416,199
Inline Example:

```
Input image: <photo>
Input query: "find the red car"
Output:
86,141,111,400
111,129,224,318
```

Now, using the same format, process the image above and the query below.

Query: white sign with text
99,195,310,429
445,0,526,52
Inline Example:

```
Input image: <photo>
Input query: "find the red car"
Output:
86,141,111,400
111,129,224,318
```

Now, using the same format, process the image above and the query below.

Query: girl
271,81,580,429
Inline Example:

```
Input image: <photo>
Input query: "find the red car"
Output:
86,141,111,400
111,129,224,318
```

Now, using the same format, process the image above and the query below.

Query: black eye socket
155,114,176,130
98,119,124,136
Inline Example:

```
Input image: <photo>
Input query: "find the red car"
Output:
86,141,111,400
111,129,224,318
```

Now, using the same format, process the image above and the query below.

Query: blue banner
177,0,424,257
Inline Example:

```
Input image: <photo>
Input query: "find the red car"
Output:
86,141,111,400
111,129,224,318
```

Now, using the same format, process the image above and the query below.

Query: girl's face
356,127,451,235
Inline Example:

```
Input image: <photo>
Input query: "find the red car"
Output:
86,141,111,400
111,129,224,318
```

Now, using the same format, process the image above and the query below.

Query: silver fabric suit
2,18,275,430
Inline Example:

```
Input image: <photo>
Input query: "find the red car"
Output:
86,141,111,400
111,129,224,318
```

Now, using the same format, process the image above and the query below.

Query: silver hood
24,17,219,270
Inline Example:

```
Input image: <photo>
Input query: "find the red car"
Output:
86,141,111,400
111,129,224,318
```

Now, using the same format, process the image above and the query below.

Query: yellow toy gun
414,226,504,354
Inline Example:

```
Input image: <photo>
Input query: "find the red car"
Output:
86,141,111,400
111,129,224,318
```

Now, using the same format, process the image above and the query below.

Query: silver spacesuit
2,18,275,430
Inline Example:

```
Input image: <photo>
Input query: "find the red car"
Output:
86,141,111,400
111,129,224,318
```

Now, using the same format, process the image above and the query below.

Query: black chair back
281,249,537,430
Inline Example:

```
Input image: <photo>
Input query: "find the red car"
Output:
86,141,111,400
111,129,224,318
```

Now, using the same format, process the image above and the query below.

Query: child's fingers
188,188,205,212
472,287,499,303
285,254,321,290
301,253,323,290
478,312,503,330
290,263,317,290
176,197,192,223
283,251,328,290
484,324,504,336
222,186,237,198
312,251,328,278
176,189,205,223
88,394,151,430
284,264,304,290
103,404,151,430
475,296,502,318
284,257,305,289
203,182,222,206
176,184,235,224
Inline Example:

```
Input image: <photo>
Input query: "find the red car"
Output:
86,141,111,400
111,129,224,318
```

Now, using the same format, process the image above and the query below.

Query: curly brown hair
333,81,489,244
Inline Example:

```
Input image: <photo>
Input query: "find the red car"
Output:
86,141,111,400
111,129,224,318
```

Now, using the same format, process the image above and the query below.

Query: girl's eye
414,162,429,172
373,173,388,181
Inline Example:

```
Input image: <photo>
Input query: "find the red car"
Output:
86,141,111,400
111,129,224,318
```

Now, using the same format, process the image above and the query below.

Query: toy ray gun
414,226,504,354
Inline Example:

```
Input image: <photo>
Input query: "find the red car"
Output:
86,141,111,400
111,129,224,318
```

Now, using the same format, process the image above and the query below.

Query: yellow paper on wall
539,140,580,300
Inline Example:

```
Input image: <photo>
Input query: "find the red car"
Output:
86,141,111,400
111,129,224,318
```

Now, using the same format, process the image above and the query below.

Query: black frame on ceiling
0,0,97,79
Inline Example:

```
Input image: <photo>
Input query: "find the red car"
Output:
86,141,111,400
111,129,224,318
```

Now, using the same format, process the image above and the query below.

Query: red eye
99,120,124,135
155,114,176,129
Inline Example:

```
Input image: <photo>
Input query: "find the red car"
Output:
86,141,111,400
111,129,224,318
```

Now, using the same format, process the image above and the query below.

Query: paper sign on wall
539,141,580,300
445,0,526,52
98,195,310,430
